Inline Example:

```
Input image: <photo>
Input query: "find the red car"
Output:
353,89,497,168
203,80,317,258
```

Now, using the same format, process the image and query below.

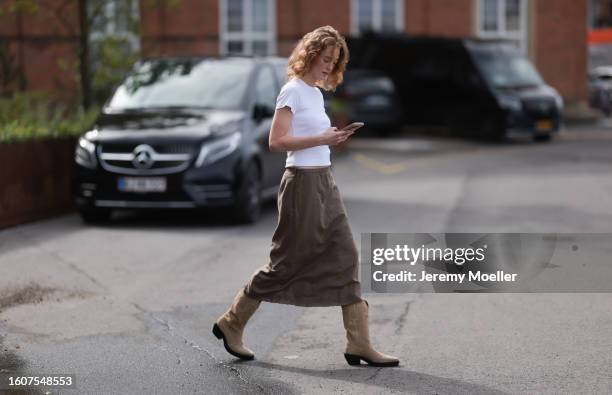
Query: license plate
536,119,553,131
117,177,167,193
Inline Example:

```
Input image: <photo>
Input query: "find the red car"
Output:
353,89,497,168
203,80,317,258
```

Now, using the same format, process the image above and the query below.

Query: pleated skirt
244,166,362,307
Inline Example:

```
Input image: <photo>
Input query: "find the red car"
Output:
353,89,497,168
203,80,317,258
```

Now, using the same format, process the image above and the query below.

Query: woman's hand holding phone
320,126,354,146
320,122,364,146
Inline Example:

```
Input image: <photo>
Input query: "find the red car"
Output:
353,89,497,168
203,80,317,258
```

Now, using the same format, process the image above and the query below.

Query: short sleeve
276,84,300,114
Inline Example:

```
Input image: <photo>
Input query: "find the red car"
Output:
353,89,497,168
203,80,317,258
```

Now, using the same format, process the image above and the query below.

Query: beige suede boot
342,299,400,367
212,288,261,360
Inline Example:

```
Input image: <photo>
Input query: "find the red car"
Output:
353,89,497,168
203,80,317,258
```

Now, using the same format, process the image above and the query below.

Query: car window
470,46,543,89
108,59,253,110
274,63,288,86
255,66,277,109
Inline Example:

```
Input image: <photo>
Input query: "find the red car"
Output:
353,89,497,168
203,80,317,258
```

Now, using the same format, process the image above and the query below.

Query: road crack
132,303,267,393
366,367,383,381
394,300,414,336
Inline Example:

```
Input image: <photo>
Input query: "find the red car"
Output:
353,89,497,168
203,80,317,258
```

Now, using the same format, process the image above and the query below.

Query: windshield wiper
145,105,214,111
107,105,213,113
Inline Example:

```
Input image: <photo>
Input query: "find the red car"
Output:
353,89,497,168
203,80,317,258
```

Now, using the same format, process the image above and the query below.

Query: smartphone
341,122,365,132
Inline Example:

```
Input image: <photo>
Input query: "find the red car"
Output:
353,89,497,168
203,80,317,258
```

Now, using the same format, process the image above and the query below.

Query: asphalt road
1,126,611,394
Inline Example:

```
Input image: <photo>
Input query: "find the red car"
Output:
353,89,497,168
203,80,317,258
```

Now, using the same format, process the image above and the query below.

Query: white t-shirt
275,77,331,167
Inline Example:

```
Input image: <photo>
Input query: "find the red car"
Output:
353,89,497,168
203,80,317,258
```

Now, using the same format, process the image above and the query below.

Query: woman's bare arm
268,107,353,152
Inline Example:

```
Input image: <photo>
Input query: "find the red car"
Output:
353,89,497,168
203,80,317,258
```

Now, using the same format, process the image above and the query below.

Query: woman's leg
341,299,400,367
213,287,261,360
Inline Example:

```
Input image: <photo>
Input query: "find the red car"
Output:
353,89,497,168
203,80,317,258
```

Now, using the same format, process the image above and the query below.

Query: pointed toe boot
342,299,400,367
213,288,261,360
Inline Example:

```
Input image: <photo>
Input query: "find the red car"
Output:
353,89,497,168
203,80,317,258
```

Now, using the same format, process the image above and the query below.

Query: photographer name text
372,270,518,283
371,244,517,283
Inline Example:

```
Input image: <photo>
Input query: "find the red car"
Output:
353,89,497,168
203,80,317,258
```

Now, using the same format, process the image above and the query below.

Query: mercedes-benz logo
132,144,155,169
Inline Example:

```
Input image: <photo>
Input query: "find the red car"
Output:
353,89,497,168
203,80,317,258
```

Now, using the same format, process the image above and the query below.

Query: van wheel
232,164,262,224
79,208,112,224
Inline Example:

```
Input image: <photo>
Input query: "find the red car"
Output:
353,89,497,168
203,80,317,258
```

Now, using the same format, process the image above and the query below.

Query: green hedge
0,92,99,143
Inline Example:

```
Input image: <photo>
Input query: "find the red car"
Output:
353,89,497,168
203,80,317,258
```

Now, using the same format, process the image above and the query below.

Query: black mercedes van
73,56,288,224
347,32,563,141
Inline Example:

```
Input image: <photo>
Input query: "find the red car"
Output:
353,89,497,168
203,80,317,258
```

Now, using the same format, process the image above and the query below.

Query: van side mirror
253,104,274,121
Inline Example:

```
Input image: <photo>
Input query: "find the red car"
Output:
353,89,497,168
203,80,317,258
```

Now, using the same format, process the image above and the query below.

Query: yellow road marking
352,153,414,174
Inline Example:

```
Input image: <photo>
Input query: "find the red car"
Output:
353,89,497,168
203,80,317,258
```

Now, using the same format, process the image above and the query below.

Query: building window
220,0,276,56
89,0,140,50
589,0,612,28
351,0,404,35
478,0,527,53
88,0,140,101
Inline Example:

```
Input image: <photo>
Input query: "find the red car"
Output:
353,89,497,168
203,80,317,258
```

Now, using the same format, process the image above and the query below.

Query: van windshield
471,48,543,89
107,59,253,111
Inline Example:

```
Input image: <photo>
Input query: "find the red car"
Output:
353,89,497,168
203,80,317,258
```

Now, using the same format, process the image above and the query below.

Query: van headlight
75,136,97,169
195,132,241,168
498,95,522,112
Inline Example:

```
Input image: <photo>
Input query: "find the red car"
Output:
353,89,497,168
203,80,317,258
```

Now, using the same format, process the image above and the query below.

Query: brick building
0,1,82,98
1,0,588,108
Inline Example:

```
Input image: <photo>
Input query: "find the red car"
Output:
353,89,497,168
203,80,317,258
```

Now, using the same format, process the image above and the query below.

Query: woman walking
213,25,399,367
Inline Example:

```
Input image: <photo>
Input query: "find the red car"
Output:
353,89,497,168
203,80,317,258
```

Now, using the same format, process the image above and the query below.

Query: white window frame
477,0,528,54
89,0,140,51
351,0,405,36
219,0,277,56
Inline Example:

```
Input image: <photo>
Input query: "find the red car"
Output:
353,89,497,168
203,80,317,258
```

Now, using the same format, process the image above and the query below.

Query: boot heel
212,323,224,339
344,353,362,366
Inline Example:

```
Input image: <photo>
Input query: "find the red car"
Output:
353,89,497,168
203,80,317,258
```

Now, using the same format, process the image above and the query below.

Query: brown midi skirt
244,166,362,307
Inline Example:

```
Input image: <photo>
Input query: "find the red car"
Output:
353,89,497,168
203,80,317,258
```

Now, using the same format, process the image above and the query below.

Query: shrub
0,92,99,143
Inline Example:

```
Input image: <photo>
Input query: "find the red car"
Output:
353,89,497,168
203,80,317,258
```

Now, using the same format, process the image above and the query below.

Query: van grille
521,98,557,116
98,143,197,175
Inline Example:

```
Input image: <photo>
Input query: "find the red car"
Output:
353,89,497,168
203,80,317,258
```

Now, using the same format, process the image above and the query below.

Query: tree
0,39,24,94
0,0,181,110
0,0,94,108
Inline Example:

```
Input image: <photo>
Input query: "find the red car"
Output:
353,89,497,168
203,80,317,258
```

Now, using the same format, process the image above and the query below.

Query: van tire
232,163,262,224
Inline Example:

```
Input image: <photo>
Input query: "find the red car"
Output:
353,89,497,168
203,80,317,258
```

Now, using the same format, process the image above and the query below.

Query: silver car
588,66,612,116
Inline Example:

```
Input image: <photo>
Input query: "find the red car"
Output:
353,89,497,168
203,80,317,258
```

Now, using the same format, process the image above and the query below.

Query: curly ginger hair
287,25,349,91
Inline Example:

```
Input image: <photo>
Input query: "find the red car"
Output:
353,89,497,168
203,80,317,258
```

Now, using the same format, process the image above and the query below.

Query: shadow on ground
247,360,508,394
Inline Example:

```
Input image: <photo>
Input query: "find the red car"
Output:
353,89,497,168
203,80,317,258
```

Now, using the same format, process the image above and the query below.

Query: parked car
73,56,287,223
347,32,563,141
588,66,612,116
322,69,403,135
